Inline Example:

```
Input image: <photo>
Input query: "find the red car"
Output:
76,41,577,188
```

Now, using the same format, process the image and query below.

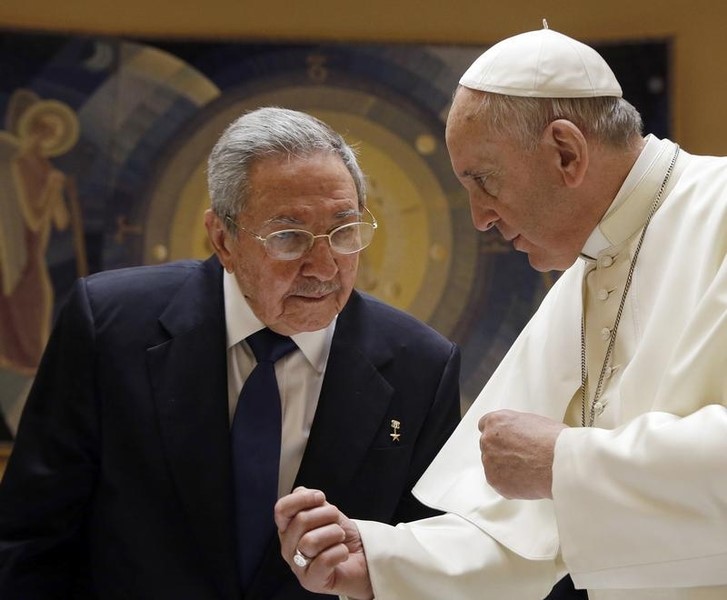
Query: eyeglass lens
265,222,375,260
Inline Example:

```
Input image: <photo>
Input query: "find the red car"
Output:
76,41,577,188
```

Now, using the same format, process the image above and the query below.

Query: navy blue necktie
232,328,297,591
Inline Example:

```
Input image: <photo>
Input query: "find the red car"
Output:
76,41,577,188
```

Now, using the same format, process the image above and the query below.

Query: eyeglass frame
224,205,378,261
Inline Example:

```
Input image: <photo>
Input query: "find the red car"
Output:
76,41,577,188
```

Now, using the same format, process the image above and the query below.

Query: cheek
234,251,299,311
337,255,359,289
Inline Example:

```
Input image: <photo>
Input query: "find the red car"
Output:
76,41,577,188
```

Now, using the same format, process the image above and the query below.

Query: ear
204,209,235,272
542,119,589,188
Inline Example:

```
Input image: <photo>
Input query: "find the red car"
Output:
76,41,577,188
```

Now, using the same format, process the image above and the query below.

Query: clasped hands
275,487,374,600
275,410,566,597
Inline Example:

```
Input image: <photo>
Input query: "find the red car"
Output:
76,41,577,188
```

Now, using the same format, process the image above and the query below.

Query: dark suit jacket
0,256,461,599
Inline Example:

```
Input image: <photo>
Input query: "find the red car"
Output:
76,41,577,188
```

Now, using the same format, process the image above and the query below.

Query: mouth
293,292,331,301
288,283,340,301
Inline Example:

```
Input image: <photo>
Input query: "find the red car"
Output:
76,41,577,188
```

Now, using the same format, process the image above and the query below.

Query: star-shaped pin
390,419,401,442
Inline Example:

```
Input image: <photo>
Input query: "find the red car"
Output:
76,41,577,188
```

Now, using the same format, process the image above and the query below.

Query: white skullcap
460,24,623,98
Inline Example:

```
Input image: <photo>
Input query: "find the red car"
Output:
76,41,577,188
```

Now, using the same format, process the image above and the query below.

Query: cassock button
600,255,614,268
597,289,609,301
593,401,605,415
606,365,620,379
601,327,612,341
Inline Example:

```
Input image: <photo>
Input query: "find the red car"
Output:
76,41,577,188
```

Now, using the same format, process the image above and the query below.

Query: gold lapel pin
390,419,401,442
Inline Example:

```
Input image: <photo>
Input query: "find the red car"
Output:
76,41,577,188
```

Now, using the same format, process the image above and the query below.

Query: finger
281,503,341,546
305,542,350,582
291,542,351,595
479,414,492,455
279,503,342,560
274,488,327,531
478,413,488,433
297,522,347,561
292,485,321,494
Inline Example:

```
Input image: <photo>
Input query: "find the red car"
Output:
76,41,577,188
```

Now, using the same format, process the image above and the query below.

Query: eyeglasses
225,206,378,261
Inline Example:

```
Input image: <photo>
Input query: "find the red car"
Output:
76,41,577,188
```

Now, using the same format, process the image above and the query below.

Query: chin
527,251,574,273
288,316,336,334
528,261,558,273
284,304,338,333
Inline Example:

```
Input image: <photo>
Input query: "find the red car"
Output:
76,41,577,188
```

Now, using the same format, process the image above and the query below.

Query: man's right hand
275,487,374,600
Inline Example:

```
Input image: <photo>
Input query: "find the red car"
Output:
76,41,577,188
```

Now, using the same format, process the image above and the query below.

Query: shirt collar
223,270,336,374
580,134,663,259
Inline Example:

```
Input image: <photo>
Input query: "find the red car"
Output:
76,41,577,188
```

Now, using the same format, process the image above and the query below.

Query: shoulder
85,259,203,291
342,290,457,355
62,258,218,327
81,259,207,303
677,150,727,202
663,149,727,246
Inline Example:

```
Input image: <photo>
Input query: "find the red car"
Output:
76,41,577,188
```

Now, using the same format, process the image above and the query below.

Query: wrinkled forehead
447,87,489,128
246,153,358,210
446,88,491,144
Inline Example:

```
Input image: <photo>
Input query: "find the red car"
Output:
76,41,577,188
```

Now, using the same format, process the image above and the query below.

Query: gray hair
207,107,366,227
464,88,643,151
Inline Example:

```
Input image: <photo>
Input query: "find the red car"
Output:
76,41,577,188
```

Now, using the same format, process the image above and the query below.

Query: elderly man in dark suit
0,107,462,599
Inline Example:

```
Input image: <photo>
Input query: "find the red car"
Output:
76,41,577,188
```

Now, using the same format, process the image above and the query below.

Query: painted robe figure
0,90,80,375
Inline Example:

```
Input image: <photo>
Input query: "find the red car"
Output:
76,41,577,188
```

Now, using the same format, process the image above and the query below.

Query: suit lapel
147,257,240,600
294,339,393,494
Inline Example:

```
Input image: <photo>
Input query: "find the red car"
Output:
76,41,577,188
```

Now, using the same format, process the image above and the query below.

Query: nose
469,198,499,232
301,236,339,279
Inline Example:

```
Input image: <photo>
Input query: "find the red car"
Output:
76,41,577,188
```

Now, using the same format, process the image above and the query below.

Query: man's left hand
478,409,567,500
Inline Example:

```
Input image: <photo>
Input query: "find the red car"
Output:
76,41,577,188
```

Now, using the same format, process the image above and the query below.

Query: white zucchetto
460,25,623,99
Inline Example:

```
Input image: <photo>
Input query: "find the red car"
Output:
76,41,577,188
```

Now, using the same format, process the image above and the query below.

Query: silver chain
580,145,680,427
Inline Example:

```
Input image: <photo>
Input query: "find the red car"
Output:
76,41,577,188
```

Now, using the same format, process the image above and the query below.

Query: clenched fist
478,409,567,500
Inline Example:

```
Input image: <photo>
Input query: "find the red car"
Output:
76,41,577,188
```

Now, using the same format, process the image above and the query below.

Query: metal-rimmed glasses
225,206,378,261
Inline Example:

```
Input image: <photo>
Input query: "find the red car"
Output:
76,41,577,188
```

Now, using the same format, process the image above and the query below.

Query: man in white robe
274,26,727,600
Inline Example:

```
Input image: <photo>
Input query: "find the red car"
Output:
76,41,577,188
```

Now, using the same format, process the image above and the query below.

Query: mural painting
0,33,669,471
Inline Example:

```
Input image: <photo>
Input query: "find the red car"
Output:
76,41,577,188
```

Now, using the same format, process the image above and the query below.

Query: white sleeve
355,513,559,599
553,406,727,590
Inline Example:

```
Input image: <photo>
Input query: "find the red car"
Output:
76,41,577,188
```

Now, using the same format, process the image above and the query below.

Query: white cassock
353,136,727,600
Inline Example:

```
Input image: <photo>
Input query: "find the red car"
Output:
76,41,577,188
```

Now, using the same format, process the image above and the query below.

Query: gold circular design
17,100,80,157
152,244,169,262
143,84,476,333
415,134,437,156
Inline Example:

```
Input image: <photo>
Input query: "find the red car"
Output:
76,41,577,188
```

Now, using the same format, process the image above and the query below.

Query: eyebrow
262,208,360,228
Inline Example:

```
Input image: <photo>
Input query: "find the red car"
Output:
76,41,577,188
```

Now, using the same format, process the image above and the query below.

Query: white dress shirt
222,270,336,497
